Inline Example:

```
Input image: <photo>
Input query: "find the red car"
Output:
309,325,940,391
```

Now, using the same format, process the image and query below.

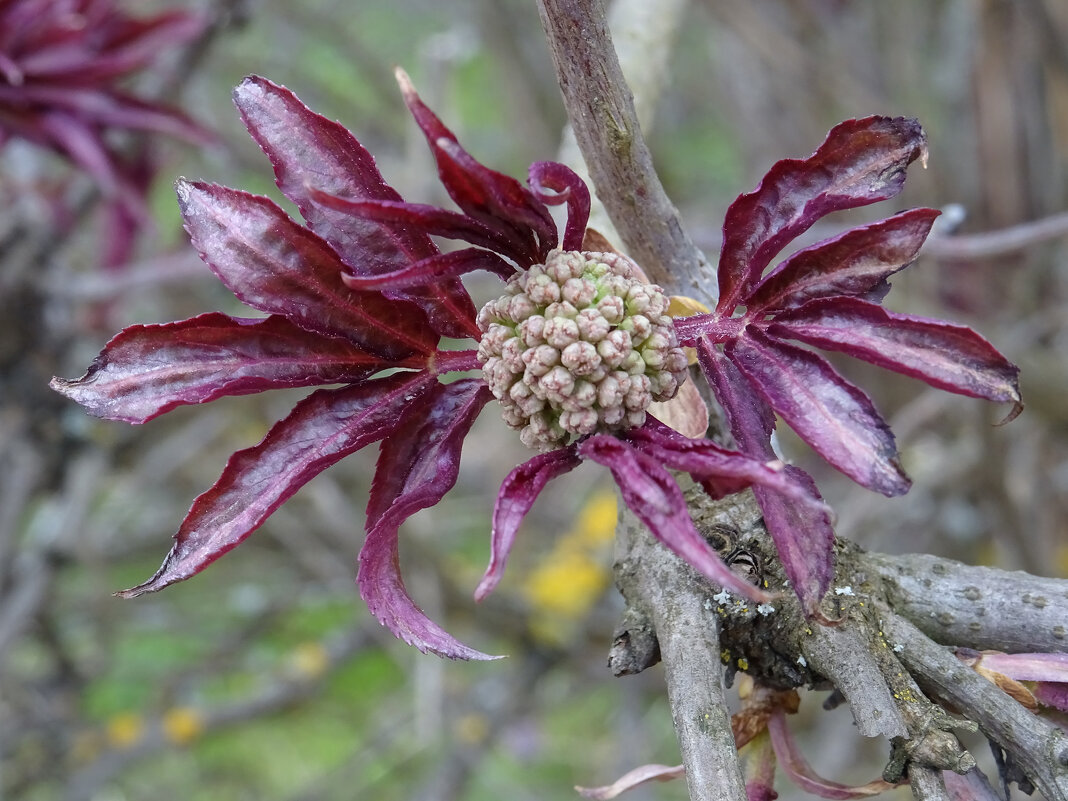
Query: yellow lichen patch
737,657,749,671
106,712,144,749
289,641,330,679
162,707,204,745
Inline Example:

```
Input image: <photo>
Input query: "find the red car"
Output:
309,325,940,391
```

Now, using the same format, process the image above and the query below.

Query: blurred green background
2,1,1066,799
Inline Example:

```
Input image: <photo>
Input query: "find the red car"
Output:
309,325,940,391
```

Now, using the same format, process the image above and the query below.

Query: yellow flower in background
522,490,617,644
106,712,144,749
162,707,204,746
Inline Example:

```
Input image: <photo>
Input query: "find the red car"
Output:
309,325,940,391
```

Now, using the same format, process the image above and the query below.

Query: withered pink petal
576,763,685,800
768,297,1021,405
395,67,557,264
340,249,515,293
49,313,415,423
175,179,437,360
1033,682,1068,712
943,769,1004,801
359,379,495,658
746,208,940,313
475,446,583,601
116,372,436,599
698,344,835,615
579,435,772,602
233,75,477,339
743,731,778,801
358,518,500,661
768,710,894,798
974,651,1068,683
528,161,591,252
728,328,909,496
717,116,927,313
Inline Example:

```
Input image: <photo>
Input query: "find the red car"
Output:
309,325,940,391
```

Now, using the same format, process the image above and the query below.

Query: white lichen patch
712,589,732,605
834,585,856,597
756,603,776,617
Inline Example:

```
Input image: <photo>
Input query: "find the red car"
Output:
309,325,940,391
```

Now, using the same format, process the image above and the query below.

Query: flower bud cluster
477,249,688,450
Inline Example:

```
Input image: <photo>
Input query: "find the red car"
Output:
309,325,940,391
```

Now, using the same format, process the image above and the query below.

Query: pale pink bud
561,340,600,376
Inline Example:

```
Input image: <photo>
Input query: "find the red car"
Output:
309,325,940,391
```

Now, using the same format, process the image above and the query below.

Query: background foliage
3,0,1066,799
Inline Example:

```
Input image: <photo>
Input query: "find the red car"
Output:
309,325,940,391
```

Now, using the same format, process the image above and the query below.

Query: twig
613,501,748,801
536,0,714,297
882,610,1068,801
923,210,1068,260
869,552,1068,653
909,766,951,801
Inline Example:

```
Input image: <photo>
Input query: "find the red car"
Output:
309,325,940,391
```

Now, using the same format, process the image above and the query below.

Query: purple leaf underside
580,436,773,602
728,328,910,497
117,371,437,599
358,379,495,660
698,346,835,613
768,297,1021,404
176,180,437,360
717,116,927,312
745,208,940,313
50,313,409,423
232,76,476,339
476,446,583,601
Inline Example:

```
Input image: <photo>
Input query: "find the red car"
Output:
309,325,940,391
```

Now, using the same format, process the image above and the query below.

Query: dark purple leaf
528,161,591,252
359,518,500,661
364,378,492,530
50,313,410,424
580,435,772,602
728,328,909,496
116,371,436,599
358,379,494,659
626,417,819,506
752,471,836,618
395,67,557,265
0,85,212,143
339,248,515,292
176,180,437,360
745,208,940,314
697,346,835,614
695,339,775,455
768,297,1021,405
306,188,523,262
232,76,477,339
475,446,583,601
717,116,927,313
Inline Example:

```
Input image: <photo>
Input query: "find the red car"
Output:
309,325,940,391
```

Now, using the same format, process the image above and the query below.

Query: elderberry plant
52,69,1019,660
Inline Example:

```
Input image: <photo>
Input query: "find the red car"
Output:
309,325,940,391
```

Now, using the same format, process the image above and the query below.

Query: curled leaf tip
995,399,1024,427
